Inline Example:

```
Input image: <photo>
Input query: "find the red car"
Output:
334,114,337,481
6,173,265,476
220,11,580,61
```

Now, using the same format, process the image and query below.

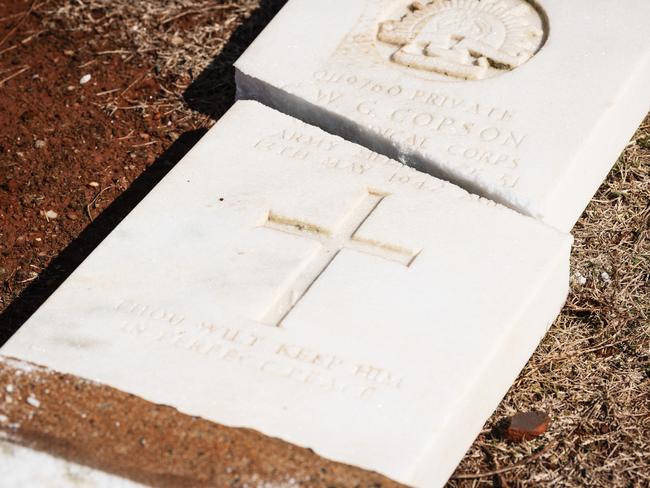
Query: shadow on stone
0,130,207,345
182,0,287,120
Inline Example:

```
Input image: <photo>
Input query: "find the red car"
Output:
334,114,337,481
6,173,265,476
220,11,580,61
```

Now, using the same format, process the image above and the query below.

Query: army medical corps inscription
377,0,546,80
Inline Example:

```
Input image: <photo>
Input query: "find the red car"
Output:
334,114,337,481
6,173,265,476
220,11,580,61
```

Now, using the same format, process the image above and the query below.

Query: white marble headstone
235,0,650,231
1,101,571,487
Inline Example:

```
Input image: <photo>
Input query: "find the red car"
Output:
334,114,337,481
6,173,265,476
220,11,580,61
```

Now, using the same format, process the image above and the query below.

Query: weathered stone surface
1,101,571,486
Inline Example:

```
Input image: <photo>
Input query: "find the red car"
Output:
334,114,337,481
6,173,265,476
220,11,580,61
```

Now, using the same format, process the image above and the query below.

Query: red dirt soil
2,1,648,487
0,0,222,342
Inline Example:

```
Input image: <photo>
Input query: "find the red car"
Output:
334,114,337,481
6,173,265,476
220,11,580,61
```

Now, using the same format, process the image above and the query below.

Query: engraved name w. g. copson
378,0,546,80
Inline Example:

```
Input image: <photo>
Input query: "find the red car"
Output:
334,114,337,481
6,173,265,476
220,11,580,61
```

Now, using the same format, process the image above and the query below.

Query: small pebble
601,271,612,284
5,385,13,393
88,181,100,188
26,395,40,408
34,140,46,149
80,74,92,85
506,411,551,442
44,210,58,220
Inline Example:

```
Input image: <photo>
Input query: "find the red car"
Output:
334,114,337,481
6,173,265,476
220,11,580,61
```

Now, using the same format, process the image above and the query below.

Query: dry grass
449,117,650,486
13,0,650,486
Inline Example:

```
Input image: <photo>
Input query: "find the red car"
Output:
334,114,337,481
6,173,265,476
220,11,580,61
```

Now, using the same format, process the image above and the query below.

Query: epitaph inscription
115,299,405,400
378,0,545,80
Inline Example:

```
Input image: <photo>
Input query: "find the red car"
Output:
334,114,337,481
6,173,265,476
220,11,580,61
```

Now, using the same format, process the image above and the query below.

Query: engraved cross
262,190,420,326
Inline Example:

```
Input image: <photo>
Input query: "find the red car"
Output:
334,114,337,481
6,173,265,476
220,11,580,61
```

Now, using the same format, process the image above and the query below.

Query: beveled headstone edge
0,356,405,487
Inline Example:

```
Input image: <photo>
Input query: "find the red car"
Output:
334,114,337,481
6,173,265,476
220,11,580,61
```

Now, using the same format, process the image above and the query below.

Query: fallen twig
118,73,146,98
452,442,553,480
79,59,97,69
0,44,17,56
0,0,37,49
20,28,47,44
0,65,30,86
96,88,120,96
86,185,115,222
131,141,158,148
0,1,46,23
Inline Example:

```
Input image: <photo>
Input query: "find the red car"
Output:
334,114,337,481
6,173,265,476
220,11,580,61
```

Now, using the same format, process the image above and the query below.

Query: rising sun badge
377,0,545,80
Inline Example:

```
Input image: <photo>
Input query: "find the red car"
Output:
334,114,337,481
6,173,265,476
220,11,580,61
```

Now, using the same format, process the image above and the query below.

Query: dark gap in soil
183,0,287,120
0,130,207,345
